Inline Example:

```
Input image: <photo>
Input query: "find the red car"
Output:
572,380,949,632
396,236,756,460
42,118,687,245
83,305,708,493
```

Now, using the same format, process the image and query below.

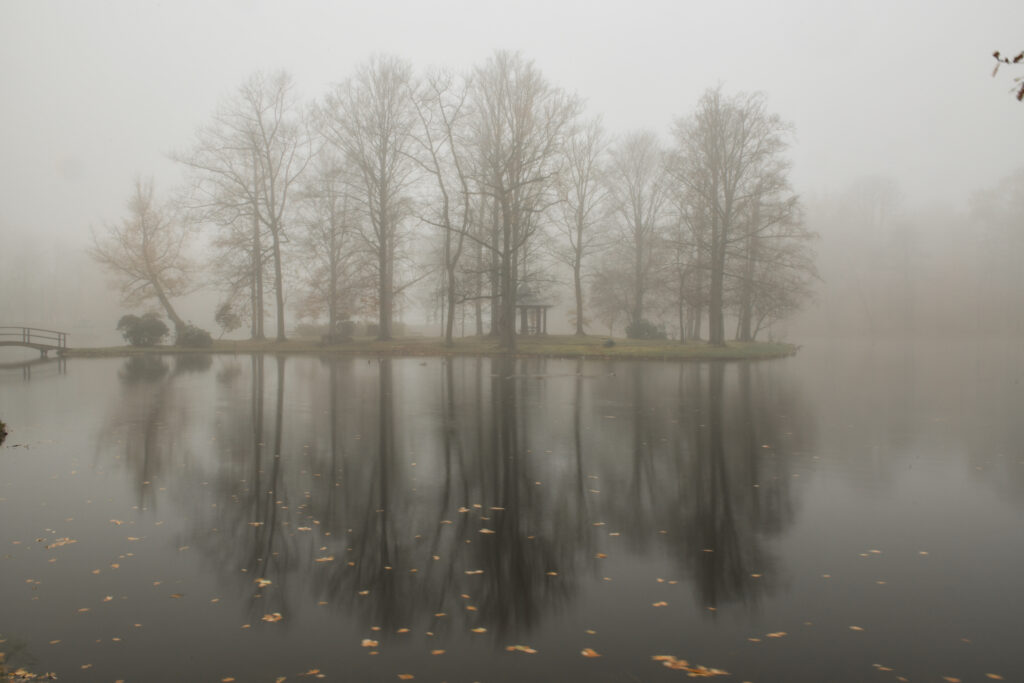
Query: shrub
117,313,169,346
625,318,667,340
177,324,213,348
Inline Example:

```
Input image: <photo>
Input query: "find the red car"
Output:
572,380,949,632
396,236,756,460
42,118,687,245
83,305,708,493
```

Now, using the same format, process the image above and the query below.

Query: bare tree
468,50,581,350
605,130,670,329
411,69,474,346
551,117,610,335
90,178,193,338
323,55,418,341
175,70,310,342
293,151,365,335
671,88,792,346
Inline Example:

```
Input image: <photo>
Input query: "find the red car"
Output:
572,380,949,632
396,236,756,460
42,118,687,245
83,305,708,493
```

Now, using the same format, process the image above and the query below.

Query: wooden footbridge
0,327,68,357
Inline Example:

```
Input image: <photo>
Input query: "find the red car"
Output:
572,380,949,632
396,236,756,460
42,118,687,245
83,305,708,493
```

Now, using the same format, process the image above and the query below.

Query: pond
1,341,1023,682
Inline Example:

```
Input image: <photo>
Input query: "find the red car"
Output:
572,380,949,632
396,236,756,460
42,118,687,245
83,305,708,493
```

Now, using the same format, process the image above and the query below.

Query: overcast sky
2,0,1022,249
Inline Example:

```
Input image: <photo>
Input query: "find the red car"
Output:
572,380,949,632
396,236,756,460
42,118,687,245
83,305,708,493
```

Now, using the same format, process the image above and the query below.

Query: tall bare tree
671,88,792,346
90,178,193,338
293,151,364,335
411,69,474,346
606,130,670,329
551,117,610,336
175,70,310,342
323,55,418,341
469,50,581,351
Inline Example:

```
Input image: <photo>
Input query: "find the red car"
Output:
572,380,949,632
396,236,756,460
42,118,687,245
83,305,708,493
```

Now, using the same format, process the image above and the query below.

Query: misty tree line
91,51,817,349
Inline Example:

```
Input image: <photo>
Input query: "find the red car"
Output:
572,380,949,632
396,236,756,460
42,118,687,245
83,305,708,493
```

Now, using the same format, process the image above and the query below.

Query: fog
2,0,1023,343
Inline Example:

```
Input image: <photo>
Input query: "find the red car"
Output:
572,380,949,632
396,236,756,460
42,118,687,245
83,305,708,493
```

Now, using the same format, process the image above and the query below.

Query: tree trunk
378,240,392,340
499,199,516,352
574,257,585,336
271,227,287,342
708,223,726,346
153,280,186,340
737,197,760,342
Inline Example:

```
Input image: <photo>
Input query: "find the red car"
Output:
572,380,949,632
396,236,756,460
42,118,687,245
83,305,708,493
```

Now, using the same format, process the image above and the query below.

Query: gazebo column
520,306,528,335
541,307,547,334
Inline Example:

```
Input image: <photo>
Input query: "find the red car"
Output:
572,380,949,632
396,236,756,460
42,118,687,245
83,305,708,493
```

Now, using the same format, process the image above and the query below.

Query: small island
61,334,796,362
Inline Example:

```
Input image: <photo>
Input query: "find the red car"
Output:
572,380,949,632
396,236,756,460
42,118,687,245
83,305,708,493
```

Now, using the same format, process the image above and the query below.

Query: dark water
1,341,1023,682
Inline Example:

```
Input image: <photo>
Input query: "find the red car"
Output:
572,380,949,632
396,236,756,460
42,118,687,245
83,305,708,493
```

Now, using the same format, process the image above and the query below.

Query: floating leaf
766,632,787,638
471,627,487,634
313,556,334,563
581,648,601,658
506,644,538,654
431,649,445,655
652,601,668,607
255,578,272,588
361,639,378,648
849,626,864,631
262,613,283,623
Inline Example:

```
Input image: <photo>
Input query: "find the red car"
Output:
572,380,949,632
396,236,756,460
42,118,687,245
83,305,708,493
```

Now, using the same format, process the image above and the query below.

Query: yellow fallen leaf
652,601,668,607
313,556,334,563
222,678,236,682
479,529,496,534
170,593,183,599
595,553,607,559
431,649,445,655
766,632,786,638
943,678,961,683
849,626,864,631
506,644,538,653
255,578,272,588
581,648,601,657
398,675,414,680
471,627,487,633
262,613,283,623
361,639,378,647
986,675,1005,680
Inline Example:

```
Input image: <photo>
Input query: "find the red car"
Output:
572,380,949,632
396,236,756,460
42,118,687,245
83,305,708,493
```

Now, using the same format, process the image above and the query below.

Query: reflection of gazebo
515,285,552,335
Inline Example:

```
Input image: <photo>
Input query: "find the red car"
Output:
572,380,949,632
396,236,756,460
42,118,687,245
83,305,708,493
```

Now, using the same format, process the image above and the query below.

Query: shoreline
58,335,798,363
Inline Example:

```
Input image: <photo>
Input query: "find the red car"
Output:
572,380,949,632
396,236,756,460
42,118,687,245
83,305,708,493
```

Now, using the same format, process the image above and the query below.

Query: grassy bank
61,334,797,362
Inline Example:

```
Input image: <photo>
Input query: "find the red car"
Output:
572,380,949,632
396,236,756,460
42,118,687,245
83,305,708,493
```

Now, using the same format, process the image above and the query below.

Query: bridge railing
0,327,68,349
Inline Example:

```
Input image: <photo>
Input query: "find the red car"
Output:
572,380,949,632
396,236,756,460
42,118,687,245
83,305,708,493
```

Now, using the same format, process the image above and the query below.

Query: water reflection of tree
100,353,812,634
99,355,181,509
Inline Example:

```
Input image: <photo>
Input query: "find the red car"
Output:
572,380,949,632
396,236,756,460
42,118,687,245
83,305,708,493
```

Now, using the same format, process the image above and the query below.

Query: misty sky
2,0,1022,249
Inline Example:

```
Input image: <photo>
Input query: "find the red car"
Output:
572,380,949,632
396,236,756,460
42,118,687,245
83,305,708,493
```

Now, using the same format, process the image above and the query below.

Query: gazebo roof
515,284,551,307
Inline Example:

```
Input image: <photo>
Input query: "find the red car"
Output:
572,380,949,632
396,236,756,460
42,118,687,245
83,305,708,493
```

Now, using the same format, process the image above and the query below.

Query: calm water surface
1,341,1023,682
